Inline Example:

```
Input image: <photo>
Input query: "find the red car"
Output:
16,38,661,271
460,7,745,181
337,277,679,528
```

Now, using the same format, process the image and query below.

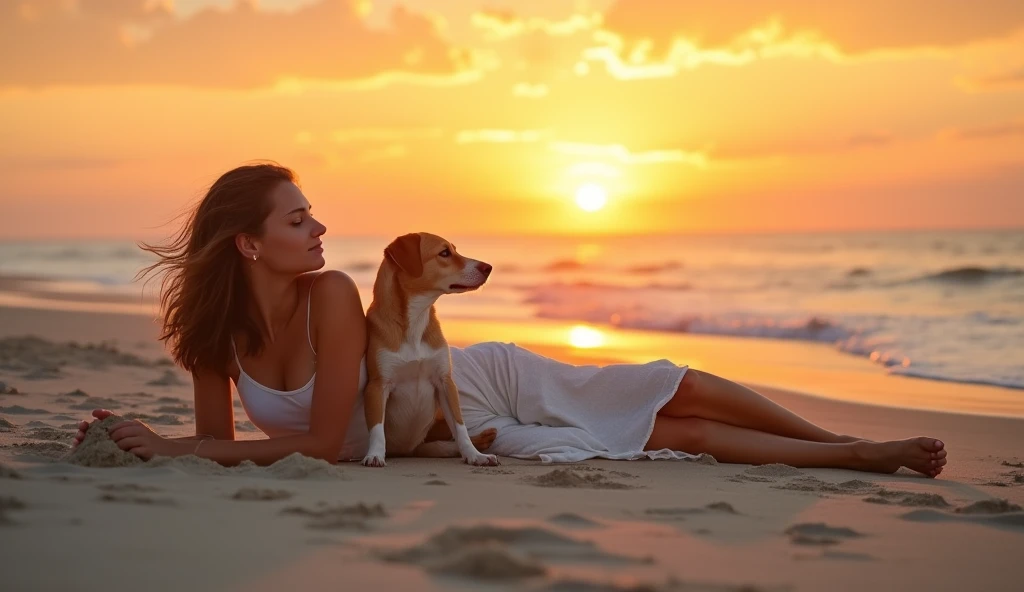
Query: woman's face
256,181,327,274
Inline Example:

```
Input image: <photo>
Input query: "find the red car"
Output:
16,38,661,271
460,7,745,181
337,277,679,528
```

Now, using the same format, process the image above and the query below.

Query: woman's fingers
108,424,141,442
92,409,114,420
114,436,145,452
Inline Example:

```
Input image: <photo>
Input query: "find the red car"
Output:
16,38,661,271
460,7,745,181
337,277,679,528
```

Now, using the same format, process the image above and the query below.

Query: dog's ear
384,233,424,278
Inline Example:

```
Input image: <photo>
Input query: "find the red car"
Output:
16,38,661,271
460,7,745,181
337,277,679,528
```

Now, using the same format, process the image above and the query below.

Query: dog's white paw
465,453,499,466
362,454,387,467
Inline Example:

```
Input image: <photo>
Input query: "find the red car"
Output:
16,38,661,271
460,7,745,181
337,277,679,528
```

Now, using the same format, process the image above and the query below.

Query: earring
252,254,258,261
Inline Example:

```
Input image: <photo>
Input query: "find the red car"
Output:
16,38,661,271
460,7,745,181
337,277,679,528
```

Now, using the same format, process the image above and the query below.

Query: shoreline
1,303,1022,420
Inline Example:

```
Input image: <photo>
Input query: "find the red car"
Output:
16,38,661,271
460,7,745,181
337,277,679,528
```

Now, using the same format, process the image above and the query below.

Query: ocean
1,229,1021,390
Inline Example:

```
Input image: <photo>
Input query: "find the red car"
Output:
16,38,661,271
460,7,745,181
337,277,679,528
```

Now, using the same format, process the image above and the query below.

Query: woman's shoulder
305,270,364,325
303,270,360,301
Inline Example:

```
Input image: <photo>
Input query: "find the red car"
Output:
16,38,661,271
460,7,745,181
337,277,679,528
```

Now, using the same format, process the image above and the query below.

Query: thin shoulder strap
306,273,322,357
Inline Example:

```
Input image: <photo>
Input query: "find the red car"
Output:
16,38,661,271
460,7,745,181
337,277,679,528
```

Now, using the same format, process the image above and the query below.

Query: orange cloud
601,0,1024,57
471,9,600,40
942,119,1024,141
0,0,471,88
965,66,1024,91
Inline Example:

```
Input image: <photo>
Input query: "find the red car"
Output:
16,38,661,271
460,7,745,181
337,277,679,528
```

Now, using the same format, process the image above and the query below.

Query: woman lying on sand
73,163,947,477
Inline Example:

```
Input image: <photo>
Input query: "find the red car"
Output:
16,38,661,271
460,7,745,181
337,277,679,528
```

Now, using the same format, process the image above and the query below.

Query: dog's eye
439,248,451,258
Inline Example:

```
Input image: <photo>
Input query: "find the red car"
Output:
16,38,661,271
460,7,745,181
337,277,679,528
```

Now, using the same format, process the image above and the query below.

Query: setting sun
574,183,608,212
568,325,606,349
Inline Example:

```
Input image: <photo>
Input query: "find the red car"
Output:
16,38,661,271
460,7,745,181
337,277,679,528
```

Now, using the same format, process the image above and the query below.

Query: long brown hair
137,161,296,374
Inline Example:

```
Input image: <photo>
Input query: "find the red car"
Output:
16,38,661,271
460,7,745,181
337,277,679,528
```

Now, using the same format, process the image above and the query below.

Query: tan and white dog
361,232,500,467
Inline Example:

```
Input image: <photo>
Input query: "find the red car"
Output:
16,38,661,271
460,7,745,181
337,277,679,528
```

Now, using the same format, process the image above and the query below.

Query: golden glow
574,183,608,212
568,325,606,349
1,1,1021,239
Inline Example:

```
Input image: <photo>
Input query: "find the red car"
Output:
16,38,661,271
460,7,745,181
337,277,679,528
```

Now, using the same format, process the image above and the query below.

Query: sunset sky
2,0,1023,238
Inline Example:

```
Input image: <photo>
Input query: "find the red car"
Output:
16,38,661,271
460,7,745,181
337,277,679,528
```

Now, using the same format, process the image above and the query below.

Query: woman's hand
107,419,188,460
72,408,114,448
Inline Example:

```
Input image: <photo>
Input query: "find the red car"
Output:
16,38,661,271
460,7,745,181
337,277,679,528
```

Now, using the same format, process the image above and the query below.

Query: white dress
236,341,694,464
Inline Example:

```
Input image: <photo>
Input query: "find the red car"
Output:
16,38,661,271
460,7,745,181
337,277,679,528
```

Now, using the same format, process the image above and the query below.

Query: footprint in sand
234,420,258,432
424,479,449,486
231,487,293,501
1,496,28,525
1,405,51,415
955,498,1022,514
147,370,187,387
523,468,637,490
863,488,950,508
1,463,23,479
97,483,162,493
643,502,740,520
69,397,122,411
99,493,177,506
379,523,647,582
785,523,864,546
282,502,387,530
155,404,192,415
547,512,602,528
901,509,1024,532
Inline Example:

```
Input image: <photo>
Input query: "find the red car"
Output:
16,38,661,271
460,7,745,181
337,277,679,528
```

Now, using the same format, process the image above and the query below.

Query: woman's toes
937,449,947,459
937,457,947,467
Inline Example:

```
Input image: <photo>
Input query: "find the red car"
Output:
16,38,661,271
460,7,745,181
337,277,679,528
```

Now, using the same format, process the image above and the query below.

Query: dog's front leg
437,375,499,466
362,378,390,467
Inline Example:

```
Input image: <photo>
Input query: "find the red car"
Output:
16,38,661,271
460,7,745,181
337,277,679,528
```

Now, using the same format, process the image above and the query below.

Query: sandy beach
1,304,1022,592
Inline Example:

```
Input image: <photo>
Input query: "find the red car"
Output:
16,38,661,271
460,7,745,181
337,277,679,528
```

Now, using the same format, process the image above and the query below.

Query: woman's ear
236,234,260,261
384,233,423,277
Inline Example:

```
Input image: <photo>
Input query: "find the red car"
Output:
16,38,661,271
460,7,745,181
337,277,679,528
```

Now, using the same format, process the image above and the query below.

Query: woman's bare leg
659,369,863,444
646,416,946,477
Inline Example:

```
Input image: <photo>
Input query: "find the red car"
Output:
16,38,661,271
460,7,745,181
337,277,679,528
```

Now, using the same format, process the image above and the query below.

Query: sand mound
0,418,15,430
0,336,158,372
1,405,50,415
863,488,950,508
428,545,547,580
524,468,636,490
265,453,349,480
99,493,176,506
69,397,122,410
424,479,448,486
745,464,804,478
786,522,863,546
7,441,71,460
231,487,293,501
955,498,1022,514
645,501,739,519
773,476,877,495
687,453,719,465
282,502,387,530
65,415,142,468
27,427,72,441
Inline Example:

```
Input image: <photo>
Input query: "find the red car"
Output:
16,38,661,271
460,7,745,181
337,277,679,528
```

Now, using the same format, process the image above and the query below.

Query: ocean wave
917,266,1023,283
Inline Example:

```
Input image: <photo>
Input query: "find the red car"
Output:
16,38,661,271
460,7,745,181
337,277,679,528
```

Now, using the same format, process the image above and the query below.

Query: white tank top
232,277,370,461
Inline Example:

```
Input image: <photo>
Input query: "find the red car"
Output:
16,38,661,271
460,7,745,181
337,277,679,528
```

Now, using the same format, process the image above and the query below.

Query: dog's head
383,232,492,294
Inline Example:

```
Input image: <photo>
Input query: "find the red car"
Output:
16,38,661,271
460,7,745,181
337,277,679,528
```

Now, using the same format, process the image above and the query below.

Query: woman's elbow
306,434,343,463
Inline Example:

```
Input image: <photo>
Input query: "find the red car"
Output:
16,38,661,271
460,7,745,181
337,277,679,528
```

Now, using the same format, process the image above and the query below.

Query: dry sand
1,304,1023,592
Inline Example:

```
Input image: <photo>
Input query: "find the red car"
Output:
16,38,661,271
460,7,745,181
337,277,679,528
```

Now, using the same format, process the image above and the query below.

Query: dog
361,232,500,467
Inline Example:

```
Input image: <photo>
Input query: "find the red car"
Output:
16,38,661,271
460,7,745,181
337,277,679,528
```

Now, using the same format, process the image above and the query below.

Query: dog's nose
478,263,492,277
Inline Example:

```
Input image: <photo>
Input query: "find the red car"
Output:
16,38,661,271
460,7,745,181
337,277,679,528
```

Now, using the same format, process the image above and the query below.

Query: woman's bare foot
853,437,946,477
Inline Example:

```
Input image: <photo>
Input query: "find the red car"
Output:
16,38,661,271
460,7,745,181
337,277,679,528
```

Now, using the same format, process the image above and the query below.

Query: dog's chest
378,340,448,393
